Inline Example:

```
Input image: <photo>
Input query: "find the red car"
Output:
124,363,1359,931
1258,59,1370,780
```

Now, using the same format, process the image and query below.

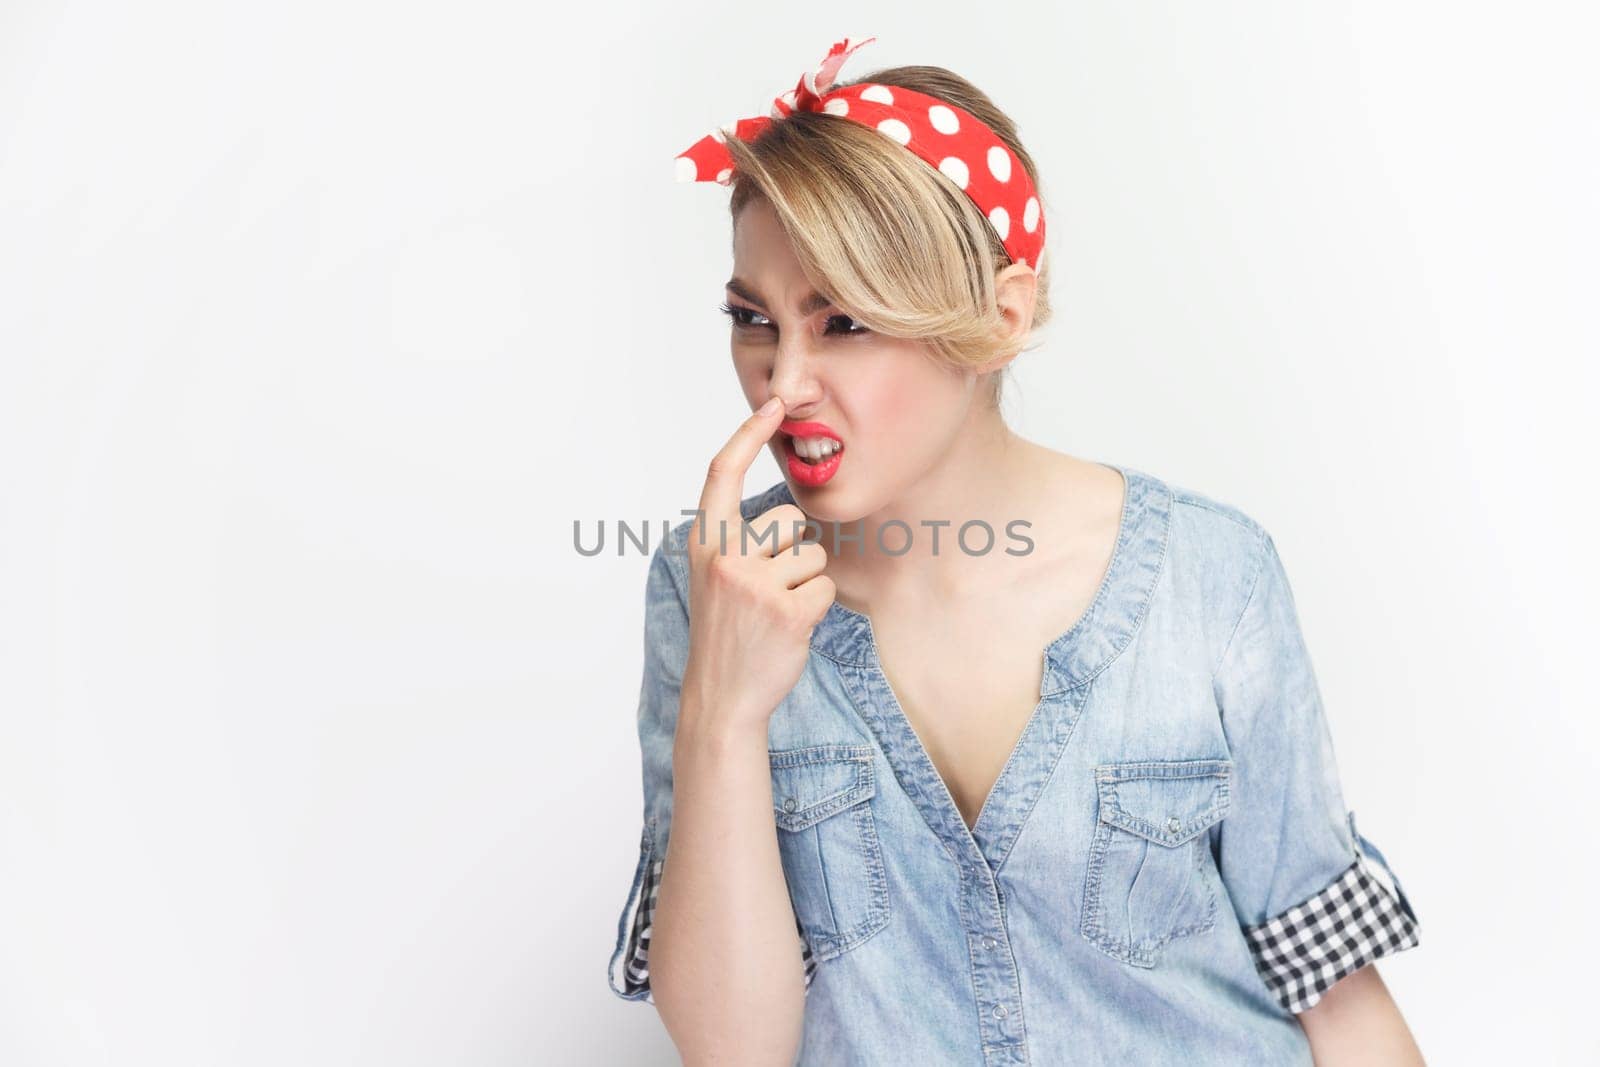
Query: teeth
793,436,841,460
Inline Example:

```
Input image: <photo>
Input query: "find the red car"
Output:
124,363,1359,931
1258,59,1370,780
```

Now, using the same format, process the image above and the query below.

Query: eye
718,301,770,329
823,313,871,337
718,302,873,338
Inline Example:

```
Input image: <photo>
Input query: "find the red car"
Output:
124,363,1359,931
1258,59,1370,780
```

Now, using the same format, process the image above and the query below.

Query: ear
975,261,1040,374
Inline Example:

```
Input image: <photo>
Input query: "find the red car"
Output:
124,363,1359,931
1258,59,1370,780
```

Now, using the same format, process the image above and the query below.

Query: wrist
674,696,769,762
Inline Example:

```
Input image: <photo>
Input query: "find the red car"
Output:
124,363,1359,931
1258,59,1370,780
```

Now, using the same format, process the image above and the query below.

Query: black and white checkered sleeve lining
619,855,818,1003
1240,846,1421,1014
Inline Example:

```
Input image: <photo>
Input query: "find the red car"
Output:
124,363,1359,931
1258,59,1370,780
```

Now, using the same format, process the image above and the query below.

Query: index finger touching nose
695,395,787,539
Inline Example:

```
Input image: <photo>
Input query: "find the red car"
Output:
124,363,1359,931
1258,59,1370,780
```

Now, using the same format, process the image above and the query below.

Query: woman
608,37,1424,1065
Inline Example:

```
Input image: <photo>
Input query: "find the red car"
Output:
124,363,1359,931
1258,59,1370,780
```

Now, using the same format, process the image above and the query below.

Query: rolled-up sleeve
607,540,816,1003
1212,530,1421,1015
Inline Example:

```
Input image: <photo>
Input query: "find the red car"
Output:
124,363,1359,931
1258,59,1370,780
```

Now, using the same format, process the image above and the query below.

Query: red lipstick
777,420,844,488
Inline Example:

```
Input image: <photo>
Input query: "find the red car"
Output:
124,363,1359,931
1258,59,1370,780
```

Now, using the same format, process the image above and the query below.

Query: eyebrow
724,277,835,317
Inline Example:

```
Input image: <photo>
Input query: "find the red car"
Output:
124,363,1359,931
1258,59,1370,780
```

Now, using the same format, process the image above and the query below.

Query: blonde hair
722,63,1052,409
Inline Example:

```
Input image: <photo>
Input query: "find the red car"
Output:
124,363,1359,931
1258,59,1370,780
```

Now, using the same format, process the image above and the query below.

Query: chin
785,482,878,529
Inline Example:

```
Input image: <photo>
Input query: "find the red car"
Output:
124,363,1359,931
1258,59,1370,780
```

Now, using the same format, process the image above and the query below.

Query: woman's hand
680,396,837,735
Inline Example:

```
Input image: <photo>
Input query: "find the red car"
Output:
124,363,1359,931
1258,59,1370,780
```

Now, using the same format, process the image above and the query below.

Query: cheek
854,360,966,439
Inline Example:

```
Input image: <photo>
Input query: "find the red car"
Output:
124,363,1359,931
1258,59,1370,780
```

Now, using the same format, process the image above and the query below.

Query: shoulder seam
1209,526,1273,680
1170,493,1266,536
653,538,692,620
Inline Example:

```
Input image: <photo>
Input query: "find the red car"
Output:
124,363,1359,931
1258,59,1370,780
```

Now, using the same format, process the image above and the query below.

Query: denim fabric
607,463,1421,1065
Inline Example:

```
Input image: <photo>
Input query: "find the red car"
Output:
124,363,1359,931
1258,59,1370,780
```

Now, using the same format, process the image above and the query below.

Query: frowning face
726,197,987,524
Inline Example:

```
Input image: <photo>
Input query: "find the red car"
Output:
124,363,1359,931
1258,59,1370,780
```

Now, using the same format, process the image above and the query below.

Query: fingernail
758,396,782,416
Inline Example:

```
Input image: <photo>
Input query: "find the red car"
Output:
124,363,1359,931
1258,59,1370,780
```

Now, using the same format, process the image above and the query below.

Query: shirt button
982,935,998,950
783,797,798,813
1166,815,1181,833
992,1004,1009,1019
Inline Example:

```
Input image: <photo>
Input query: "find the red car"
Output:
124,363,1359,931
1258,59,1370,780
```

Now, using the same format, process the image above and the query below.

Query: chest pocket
1079,757,1233,967
769,744,891,963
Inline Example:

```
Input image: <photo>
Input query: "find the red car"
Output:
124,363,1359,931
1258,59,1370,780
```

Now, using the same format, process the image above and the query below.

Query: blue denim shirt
608,463,1421,1065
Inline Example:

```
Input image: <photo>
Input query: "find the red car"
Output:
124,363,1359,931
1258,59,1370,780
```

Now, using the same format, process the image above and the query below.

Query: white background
3,2,1595,1064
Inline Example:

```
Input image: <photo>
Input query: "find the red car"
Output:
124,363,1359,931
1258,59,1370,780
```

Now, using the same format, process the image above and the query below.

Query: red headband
674,35,1046,273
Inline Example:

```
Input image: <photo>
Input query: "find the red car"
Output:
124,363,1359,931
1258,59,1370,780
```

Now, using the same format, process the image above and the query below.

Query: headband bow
674,35,1046,272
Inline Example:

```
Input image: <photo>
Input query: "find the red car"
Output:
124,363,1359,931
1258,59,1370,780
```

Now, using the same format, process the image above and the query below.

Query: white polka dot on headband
674,35,1045,272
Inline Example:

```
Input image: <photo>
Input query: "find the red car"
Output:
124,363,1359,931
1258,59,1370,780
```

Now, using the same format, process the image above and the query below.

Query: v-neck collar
787,462,1170,692
745,462,1174,866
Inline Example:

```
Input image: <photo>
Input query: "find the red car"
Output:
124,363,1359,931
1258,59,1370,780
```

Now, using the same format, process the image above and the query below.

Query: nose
767,335,824,409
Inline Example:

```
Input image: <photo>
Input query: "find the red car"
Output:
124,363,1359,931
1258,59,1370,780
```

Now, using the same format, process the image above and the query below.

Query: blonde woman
608,37,1424,1066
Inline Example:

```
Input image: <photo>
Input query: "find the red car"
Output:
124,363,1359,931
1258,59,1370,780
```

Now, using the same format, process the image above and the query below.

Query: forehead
731,197,799,268
730,198,833,310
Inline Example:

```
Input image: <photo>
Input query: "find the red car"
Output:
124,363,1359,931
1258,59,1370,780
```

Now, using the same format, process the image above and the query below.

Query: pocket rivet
783,797,798,813
1166,816,1181,833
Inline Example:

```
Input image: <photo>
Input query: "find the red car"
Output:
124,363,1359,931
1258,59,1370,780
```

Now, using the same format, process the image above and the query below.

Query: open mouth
787,434,843,466
780,430,844,487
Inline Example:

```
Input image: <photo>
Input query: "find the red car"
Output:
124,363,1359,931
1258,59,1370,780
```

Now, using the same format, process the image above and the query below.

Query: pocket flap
1094,758,1233,846
770,744,877,832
